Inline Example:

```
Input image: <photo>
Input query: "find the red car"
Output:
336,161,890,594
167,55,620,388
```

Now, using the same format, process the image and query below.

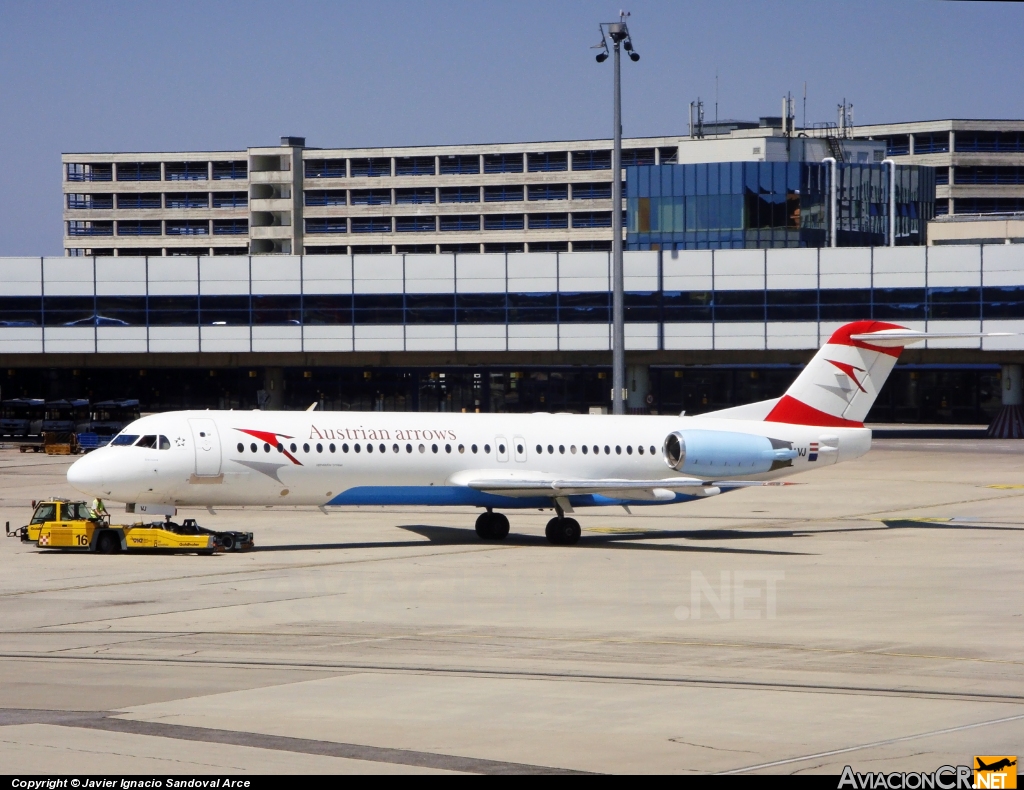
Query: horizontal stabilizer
850,329,1016,347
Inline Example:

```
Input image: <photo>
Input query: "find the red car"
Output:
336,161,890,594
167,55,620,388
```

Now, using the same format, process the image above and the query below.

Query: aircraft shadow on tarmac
251,517,1023,556
255,524,814,556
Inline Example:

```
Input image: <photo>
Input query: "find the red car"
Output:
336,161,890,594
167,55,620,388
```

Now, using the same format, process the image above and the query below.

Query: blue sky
2,0,1022,255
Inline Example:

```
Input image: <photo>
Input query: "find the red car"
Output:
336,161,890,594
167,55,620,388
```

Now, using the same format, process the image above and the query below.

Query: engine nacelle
663,430,797,477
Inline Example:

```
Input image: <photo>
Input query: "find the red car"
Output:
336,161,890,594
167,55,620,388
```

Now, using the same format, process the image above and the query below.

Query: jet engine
663,430,797,477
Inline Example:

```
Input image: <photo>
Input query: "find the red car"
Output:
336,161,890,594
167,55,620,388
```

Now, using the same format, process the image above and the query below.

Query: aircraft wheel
490,512,510,540
476,512,510,541
546,517,581,545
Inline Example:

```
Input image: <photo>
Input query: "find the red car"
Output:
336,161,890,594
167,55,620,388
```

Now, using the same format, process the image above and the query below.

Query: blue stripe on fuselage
325,486,710,508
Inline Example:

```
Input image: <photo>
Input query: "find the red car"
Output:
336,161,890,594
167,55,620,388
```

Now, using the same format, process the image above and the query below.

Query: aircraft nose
67,452,105,495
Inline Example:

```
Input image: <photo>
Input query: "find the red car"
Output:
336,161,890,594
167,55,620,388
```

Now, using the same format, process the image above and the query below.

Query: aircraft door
495,436,509,463
513,436,527,463
188,418,222,477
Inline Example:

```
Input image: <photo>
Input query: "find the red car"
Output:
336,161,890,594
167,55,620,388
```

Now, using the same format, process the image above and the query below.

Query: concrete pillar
626,364,651,413
987,364,1024,438
261,367,285,411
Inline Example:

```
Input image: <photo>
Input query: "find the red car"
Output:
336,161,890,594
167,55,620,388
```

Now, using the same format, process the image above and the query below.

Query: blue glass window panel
148,296,198,326
696,163,707,196
639,167,650,198
685,165,696,195
353,294,403,324
252,295,301,325
625,292,659,322
303,295,352,325
767,290,817,321
199,295,250,326
507,292,556,323
456,293,506,323
656,167,667,197
663,291,712,321
559,292,610,322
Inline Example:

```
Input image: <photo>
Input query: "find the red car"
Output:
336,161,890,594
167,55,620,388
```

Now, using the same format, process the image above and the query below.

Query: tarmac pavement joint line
6,627,1024,667
719,711,1024,774
1,651,1022,704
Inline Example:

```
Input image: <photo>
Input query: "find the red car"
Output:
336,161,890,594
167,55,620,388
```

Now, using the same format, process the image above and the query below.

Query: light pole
595,13,639,415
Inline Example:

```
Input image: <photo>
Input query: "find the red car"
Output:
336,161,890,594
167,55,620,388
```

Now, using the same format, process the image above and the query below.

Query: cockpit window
158,435,170,450
136,435,158,449
111,434,139,446
31,503,56,524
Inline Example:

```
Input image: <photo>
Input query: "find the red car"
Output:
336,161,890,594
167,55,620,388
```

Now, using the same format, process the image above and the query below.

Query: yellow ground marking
986,484,1024,490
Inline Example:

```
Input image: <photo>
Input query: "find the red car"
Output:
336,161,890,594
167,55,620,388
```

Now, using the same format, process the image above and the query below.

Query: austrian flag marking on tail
809,442,819,462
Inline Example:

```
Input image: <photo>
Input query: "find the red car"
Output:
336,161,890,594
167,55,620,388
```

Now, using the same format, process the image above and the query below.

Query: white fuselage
66,410,871,510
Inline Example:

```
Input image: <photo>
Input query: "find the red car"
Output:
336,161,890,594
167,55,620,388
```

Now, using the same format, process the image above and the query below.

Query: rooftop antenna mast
714,71,719,137
689,98,704,139
803,81,807,130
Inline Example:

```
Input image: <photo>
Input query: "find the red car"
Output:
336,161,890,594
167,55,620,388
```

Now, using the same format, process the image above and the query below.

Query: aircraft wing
461,476,792,500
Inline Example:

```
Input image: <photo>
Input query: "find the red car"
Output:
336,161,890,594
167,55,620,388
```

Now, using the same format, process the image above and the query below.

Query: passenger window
31,503,56,524
159,435,170,450
615,446,621,455
406,444,413,453
356,444,362,453
236,443,244,453
380,444,386,453
638,446,644,455
317,443,323,453
570,445,576,454
250,443,257,453
343,443,349,453
536,445,542,454
484,444,491,453
136,435,157,449
593,445,599,454
303,443,310,453
290,443,297,453
472,444,478,453
650,446,656,455
626,446,632,455
367,443,374,453
431,444,438,453
330,443,336,453
446,444,452,453
264,443,271,452
582,445,588,455
419,444,426,453
559,445,565,454
604,446,610,454
458,444,465,453
393,444,400,453
547,445,553,454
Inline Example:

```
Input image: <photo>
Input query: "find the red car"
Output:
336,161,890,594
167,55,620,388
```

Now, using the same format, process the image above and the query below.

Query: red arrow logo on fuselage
826,359,867,393
235,428,303,465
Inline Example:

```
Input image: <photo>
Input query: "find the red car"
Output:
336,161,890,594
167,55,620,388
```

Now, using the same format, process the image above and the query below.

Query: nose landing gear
545,517,581,545
475,509,510,541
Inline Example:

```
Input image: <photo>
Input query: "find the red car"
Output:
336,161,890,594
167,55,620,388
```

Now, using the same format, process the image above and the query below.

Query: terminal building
0,246,1021,427
25,119,1024,429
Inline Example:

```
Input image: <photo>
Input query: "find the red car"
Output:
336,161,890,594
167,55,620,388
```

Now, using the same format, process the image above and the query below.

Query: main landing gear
545,516,581,545
475,509,510,541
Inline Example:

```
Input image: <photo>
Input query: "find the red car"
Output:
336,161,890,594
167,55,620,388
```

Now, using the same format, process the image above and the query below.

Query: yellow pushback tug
5,499,237,554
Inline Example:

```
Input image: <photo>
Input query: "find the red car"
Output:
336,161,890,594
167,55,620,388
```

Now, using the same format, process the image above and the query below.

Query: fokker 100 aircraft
66,321,1001,544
